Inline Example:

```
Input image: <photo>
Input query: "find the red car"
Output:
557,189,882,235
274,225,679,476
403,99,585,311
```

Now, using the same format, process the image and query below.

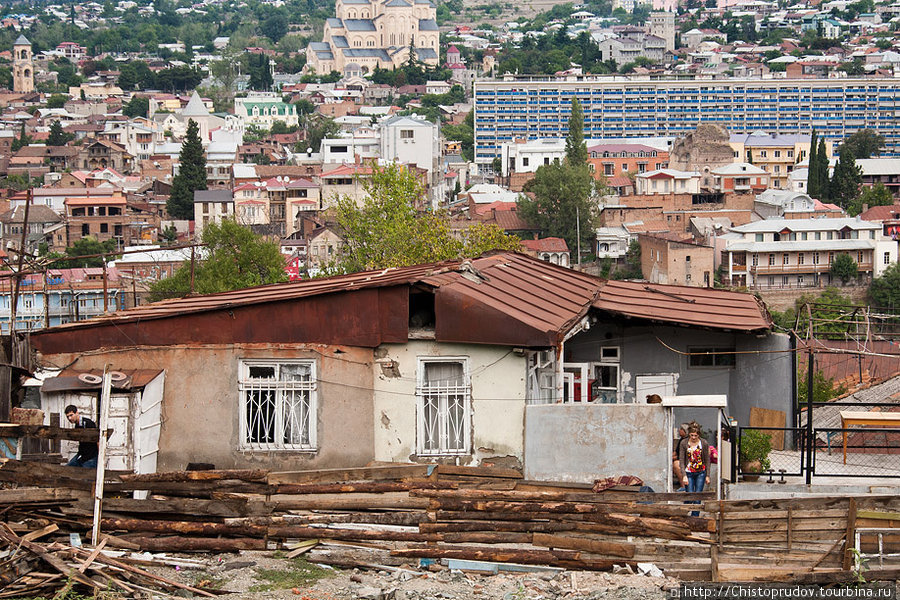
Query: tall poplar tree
518,97,598,258
167,119,207,220
565,98,588,166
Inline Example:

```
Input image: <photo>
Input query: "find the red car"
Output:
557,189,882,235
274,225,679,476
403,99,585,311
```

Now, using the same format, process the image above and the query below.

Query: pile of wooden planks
14,459,900,590
0,522,226,598
0,459,720,593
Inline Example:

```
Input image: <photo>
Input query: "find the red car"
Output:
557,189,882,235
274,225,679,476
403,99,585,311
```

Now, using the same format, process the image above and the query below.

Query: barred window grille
240,361,316,451
417,359,470,456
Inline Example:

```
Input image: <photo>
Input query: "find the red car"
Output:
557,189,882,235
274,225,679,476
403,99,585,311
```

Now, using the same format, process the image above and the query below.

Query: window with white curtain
239,360,317,451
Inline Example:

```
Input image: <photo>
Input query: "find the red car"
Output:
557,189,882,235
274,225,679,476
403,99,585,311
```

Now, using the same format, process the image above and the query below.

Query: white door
105,394,133,471
635,374,676,404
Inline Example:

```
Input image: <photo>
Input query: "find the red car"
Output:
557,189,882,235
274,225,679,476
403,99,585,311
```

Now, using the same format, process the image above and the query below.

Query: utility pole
806,348,814,485
576,205,581,270
11,188,32,358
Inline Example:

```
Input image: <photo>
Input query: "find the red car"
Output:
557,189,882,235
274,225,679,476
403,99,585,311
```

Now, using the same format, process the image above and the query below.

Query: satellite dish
109,371,128,382
78,373,102,385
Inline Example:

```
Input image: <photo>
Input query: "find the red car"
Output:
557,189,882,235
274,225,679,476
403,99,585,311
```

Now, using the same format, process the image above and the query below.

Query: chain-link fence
812,426,900,477
736,426,805,479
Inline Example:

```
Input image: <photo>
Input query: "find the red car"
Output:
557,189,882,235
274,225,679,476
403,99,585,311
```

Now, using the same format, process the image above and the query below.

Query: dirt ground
154,549,676,600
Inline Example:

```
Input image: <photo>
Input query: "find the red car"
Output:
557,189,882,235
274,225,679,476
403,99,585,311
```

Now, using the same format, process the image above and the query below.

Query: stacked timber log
6,458,900,596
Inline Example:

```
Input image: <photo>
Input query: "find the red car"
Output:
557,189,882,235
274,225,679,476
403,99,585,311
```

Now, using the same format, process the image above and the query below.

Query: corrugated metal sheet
593,280,772,332
58,261,456,327
30,253,773,353
41,369,163,393
424,253,603,347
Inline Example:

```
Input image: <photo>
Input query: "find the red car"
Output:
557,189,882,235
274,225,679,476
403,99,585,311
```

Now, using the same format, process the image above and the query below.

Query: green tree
815,138,830,201
123,96,149,118
298,115,340,153
797,369,848,405
808,129,819,198
48,236,119,268
333,163,521,273
771,287,854,337
830,253,859,285
870,261,900,308
47,120,73,146
830,146,862,209
148,219,287,301
565,98,588,166
45,94,68,109
518,96,597,258
261,11,289,43
167,119,207,220
248,53,273,91
839,129,885,159
848,182,894,216
11,123,32,152
612,239,643,279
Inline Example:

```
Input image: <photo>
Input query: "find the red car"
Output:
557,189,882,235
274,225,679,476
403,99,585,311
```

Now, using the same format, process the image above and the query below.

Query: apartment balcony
749,262,873,275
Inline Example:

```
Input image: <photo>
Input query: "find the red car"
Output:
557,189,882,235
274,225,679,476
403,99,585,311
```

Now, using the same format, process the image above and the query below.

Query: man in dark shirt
65,404,98,468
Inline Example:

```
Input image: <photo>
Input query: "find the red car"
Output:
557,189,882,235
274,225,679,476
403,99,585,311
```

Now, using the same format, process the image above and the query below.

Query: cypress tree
167,119,207,220
816,138,830,201
808,129,818,198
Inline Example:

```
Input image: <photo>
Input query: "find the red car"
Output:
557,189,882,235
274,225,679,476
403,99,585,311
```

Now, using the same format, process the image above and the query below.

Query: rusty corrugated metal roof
31,253,773,349
423,253,603,345
593,280,772,332
60,260,460,327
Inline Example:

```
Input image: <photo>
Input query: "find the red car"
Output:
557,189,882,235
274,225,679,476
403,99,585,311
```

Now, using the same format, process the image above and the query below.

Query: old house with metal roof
28,252,790,490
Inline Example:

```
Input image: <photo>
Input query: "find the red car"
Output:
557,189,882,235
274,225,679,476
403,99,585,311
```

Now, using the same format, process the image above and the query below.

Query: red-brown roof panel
593,280,772,332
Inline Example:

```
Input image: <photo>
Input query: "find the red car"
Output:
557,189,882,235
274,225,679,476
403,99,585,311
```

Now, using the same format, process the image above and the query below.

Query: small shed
39,369,164,474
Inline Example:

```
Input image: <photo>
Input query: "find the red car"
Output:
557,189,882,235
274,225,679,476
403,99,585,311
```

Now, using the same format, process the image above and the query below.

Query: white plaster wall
373,341,527,464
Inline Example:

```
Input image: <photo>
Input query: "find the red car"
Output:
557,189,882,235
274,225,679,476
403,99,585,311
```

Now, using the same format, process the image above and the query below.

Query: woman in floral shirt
678,422,711,492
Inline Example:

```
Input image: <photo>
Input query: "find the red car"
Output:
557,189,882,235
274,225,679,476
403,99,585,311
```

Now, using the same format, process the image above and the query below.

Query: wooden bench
840,410,900,464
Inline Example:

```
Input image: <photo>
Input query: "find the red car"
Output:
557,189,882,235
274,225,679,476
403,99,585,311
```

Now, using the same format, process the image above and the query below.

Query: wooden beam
843,498,857,571
0,424,107,442
268,464,432,484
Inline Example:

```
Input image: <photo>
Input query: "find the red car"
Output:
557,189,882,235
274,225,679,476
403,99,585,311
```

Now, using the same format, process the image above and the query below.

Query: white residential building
634,169,701,195
500,139,566,176
379,114,439,175
724,217,896,289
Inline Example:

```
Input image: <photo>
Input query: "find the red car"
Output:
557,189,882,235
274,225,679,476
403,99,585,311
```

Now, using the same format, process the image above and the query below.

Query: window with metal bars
416,358,471,456
239,360,317,451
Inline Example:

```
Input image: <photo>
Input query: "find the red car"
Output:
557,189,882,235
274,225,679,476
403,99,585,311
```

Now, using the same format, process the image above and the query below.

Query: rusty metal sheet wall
32,287,410,354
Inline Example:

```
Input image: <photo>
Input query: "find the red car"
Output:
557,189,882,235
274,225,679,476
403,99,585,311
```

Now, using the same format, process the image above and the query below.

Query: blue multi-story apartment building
473,76,900,164
0,268,124,334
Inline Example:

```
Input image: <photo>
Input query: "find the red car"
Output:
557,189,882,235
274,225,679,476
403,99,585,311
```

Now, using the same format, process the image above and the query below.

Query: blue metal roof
343,48,392,60
344,18,377,31
331,35,350,48
416,47,438,60
418,18,438,30
309,42,332,51
326,17,344,28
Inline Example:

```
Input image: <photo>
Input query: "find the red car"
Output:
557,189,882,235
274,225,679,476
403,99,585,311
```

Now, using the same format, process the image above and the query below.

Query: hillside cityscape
0,0,894,327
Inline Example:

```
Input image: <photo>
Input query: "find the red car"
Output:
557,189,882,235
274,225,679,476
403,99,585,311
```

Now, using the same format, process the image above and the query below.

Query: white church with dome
306,0,440,76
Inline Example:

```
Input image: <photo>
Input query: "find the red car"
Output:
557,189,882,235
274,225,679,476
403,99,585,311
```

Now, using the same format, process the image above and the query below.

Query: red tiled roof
587,143,663,153
521,237,569,252
860,203,900,221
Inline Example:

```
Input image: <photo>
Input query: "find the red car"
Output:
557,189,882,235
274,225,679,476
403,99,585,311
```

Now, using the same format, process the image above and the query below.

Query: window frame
238,359,318,452
416,356,471,456
688,347,736,369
